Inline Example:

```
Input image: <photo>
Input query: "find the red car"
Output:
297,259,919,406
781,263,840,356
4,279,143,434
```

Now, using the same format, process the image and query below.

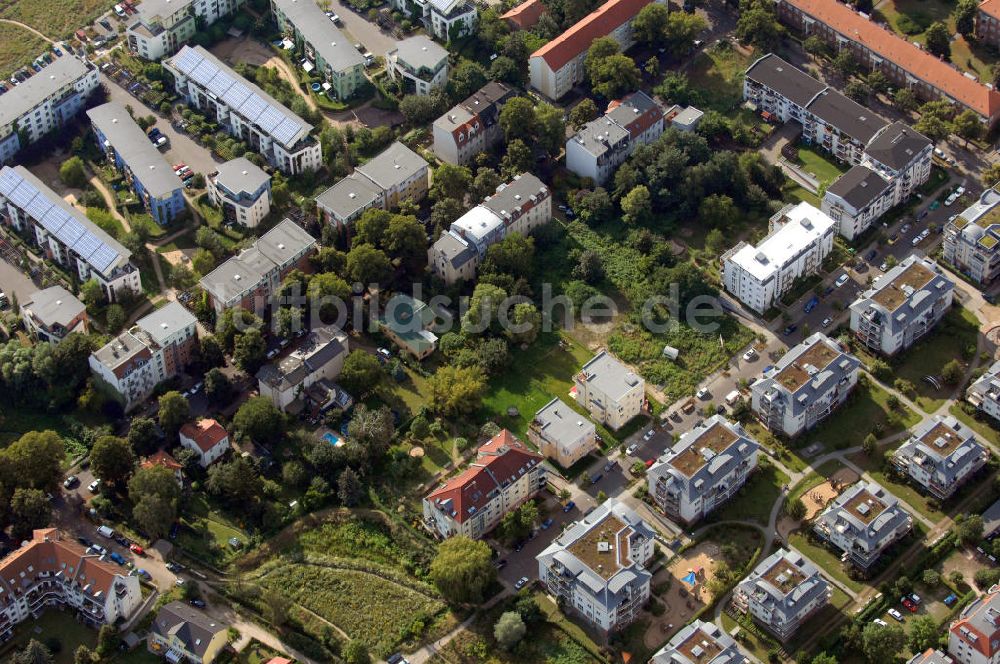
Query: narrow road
0,18,53,43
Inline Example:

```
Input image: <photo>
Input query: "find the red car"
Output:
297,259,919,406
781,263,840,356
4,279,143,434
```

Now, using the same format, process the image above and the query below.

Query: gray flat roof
534,397,594,445
391,35,448,71
213,157,270,195
87,102,181,199
135,301,196,345
432,231,476,269
355,141,428,191
826,164,890,209
256,218,316,266
132,0,193,22
315,173,382,220
23,286,85,328
745,53,826,108
578,350,642,401
865,122,932,172
0,56,93,129
272,0,366,68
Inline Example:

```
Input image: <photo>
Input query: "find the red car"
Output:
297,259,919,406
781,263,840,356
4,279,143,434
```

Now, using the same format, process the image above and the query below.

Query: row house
733,549,830,642
432,82,514,166
943,187,1000,284
893,416,989,501
813,480,912,571
127,0,244,61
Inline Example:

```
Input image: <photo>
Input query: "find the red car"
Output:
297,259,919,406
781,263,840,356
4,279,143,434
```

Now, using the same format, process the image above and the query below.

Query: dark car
169,522,179,539
803,296,818,313
865,249,877,261
783,325,797,336
540,518,554,530
513,540,525,552
494,558,507,569
114,535,129,547
166,562,183,572
590,473,603,485
77,536,93,548
189,599,206,608
562,501,575,513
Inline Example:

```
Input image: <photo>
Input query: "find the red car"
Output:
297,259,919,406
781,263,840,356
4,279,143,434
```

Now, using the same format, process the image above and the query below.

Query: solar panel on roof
10,181,39,208
0,168,22,197
39,207,69,235
255,105,284,133
25,194,53,222
272,118,302,147
173,47,202,74
73,232,101,259
221,81,252,108
191,60,218,86
55,216,85,246
238,95,267,122
89,244,119,273
206,71,234,97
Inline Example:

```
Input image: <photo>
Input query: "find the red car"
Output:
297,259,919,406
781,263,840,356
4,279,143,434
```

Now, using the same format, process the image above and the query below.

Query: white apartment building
649,619,748,664
813,480,913,571
751,332,860,437
722,202,836,314
537,498,655,633
423,430,545,539
0,528,142,643
0,56,100,164
127,0,244,61
165,45,322,175
428,173,551,284
88,302,198,411
387,36,449,96
257,325,349,412
572,350,645,431
208,157,272,228
733,549,830,641
528,0,664,100
849,255,955,356
390,0,478,41
647,415,759,525
432,82,514,166
893,416,988,501
943,187,1000,284
968,359,1000,423
565,91,664,184
0,165,140,301
528,397,597,469
949,585,1000,664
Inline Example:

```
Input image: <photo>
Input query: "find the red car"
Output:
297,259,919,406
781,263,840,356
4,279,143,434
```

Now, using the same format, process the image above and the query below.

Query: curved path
0,18,54,43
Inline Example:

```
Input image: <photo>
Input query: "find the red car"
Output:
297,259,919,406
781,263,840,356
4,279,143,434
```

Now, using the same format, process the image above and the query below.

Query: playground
801,468,858,519
644,541,722,648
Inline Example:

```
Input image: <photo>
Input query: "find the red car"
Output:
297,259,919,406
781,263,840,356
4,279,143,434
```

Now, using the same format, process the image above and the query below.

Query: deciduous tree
430,536,496,603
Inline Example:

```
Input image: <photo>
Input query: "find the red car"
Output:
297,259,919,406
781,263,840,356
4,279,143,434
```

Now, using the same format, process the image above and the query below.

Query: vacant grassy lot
176,494,248,567
686,43,752,113
0,23,48,78
0,0,115,39
711,459,789,526
799,380,921,451
784,181,821,207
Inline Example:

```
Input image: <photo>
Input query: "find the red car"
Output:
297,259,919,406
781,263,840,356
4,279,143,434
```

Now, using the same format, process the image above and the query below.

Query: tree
233,328,267,374
128,465,180,540
736,0,783,51
893,88,919,113
572,249,604,284
431,163,474,203
862,622,905,663
700,194,738,229
499,96,537,144
346,404,395,459
158,391,190,437
941,359,964,384
261,589,293,627
447,60,487,101
470,168,503,202
343,640,370,664
60,157,87,189
481,233,535,279
785,497,806,520
844,80,871,103
204,368,234,406
79,279,104,307
198,335,225,370
500,139,533,180
866,70,890,95
338,351,383,397
832,50,858,78
128,417,159,456
663,11,708,59
533,103,566,156
915,100,956,142
907,615,939,653
494,611,526,650
953,109,984,146
490,55,523,85
233,396,285,444
803,36,829,57
506,302,541,345
633,3,669,44
73,646,96,664
192,248,216,276
206,456,262,506
400,92,447,126
385,215,428,270
11,640,53,664
925,21,951,60
337,467,363,506
621,185,652,225
429,365,486,416
956,514,984,544
922,569,940,586
430,536,496,603
346,244,391,286
105,304,125,333
90,435,135,487
96,625,117,657
956,0,978,36
0,430,65,494
983,162,1000,188
589,53,641,99
569,98,599,129
10,488,51,540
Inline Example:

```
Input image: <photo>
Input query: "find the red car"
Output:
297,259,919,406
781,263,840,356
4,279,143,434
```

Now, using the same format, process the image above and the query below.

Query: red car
172,163,186,171
645,458,655,468
901,597,917,612
130,543,145,556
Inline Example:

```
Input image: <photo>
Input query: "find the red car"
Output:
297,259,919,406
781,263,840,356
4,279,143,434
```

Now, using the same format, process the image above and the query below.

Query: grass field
0,23,48,79
0,611,97,664
686,44,752,114
0,0,115,39
793,146,849,191
799,380,921,451
789,531,865,593
950,404,1000,447
176,494,248,567
784,180,821,207
787,459,847,506
711,459,789,526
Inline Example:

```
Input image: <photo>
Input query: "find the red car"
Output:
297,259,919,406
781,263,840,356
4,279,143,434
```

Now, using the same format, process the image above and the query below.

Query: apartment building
949,585,1000,664
722,202,836,314
893,416,988,501
165,45,322,174
501,0,545,30
423,429,545,539
943,187,1000,284
573,350,645,431
126,0,244,61
649,619,748,664
647,415,759,525
271,0,366,100
428,173,551,284
87,102,186,225
390,0,478,41
775,0,1000,126
387,36,449,96
178,419,230,467
733,549,830,641
0,56,100,164
745,54,932,240
432,82,514,165
849,255,955,356
528,397,598,469
968,359,1000,423
200,218,316,313
21,286,88,344
751,332,860,437
979,1,1000,48
909,652,955,664
0,165,140,301
208,157,271,228
813,480,913,571
536,498,655,633
528,0,663,100
0,528,142,643
565,91,664,184
149,601,228,664
257,325,349,411
88,301,198,411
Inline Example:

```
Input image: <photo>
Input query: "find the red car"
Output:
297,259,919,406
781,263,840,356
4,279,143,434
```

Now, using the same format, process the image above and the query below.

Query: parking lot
325,0,398,56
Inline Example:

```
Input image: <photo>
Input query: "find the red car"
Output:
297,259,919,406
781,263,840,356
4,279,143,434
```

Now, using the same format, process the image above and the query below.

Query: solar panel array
0,167,125,274
170,46,311,149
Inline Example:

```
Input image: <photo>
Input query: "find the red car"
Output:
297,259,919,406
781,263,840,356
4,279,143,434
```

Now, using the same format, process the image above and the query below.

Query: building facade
148,601,228,664
21,286,88,344
88,102,186,225
813,480,913,571
948,585,1000,664
208,157,272,228
943,187,1000,284
978,1,1000,48
573,350,645,431
257,325,349,412
647,416,759,525
423,430,545,539
733,549,830,641
528,397,597,469
0,165,141,300
893,416,988,501
178,419,231,467
968,359,1000,423
649,619,748,664
126,0,244,61
722,202,836,314
165,46,322,174
432,82,514,165
751,332,860,437
390,0,478,41
387,36,449,96
536,498,655,633
565,91,664,184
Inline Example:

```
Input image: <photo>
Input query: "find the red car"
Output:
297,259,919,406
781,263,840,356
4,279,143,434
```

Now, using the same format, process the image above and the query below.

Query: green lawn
0,611,98,664
711,459,789,526
891,307,980,413
793,146,849,191
786,585,854,654
0,23,48,79
236,639,287,664
799,380,921,451
950,403,1000,447
686,44,752,113
113,649,162,664
176,494,248,567
744,421,809,473
789,531,865,593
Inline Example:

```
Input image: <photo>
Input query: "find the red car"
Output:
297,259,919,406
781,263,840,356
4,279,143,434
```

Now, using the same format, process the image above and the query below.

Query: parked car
626,443,639,456
109,552,126,565
743,348,757,361
89,544,107,556
189,599,206,608
165,562,183,573
910,593,922,605
835,274,850,287
865,249,877,261
782,325,797,336
901,597,917,612
944,593,957,606
514,577,529,590
821,317,832,327
888,608,904,622
804,296,819,313
77,536,92,548
115,535,129,547
63,475,79,489
696,387,709,399
88,479,101,493
562,501,575,513
97,525,115,539
642,429,654,441
540,518,554,530
130,543,145,556
872,618,888,627
590,473,602,485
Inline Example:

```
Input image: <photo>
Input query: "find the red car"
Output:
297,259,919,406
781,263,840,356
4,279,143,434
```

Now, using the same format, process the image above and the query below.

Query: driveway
0,256,39,304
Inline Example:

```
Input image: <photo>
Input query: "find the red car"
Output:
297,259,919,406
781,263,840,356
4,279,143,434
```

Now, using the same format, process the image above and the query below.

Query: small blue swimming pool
311,82,322,92
323,432,342,446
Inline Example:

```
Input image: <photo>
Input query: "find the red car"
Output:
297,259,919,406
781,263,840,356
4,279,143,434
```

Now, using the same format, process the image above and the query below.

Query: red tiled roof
501,0,546,30
143,449,183,471
179,419,229,453
783,0,1000,119
982,0,1000,21
530,0,653,71
425,430,543,523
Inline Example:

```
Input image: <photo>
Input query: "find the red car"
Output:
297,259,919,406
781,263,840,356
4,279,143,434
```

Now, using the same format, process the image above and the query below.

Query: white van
725,390,741,406
97,525,115,539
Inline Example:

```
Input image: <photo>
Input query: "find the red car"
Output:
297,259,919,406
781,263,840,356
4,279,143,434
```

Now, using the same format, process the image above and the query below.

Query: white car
888,608,904,622
872,618,888,627
696,388,709,399
626,443,639,456
642,429,654,441
821,317,831,327
934,148,946,159
742,348,757,361
835,274,849,287
514,577,529,589
911,235,922,246
88,479,101,493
